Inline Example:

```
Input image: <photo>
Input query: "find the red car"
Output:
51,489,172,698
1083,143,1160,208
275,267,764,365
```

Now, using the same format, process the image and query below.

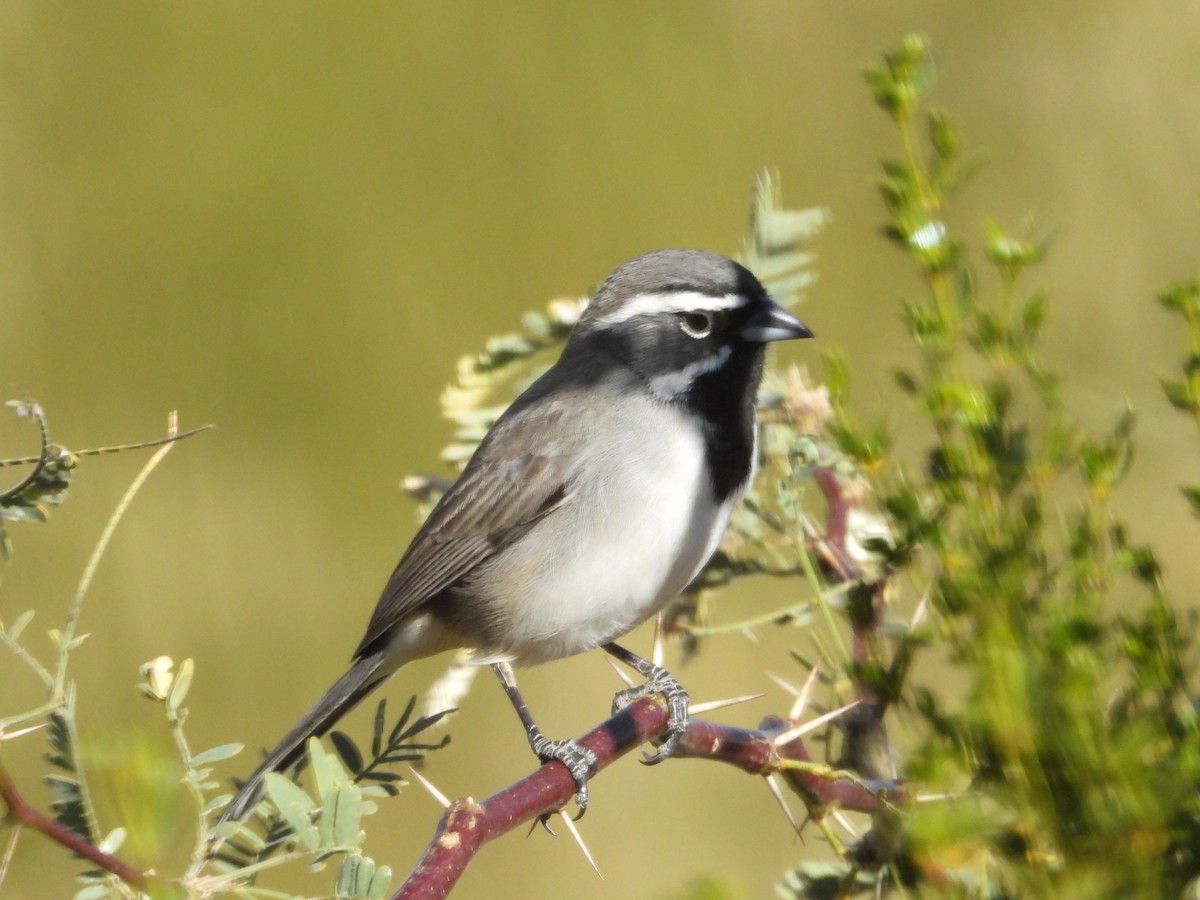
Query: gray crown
581,249,768,325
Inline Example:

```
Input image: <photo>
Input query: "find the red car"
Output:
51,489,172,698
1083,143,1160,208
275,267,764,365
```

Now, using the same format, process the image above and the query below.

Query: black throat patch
683,347,763,503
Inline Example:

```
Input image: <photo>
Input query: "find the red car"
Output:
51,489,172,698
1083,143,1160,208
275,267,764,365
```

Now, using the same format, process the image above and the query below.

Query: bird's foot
530,732,598,820
611,664,690,764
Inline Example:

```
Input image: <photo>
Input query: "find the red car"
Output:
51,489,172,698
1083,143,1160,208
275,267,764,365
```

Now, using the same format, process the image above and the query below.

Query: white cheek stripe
647,344,733,398
593,290,750,327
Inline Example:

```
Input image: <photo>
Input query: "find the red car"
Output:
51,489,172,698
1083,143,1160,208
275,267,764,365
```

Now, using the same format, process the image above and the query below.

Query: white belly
480,403,739,665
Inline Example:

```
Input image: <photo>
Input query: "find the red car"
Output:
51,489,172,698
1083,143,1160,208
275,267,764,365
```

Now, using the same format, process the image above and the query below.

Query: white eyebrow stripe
593,290,750,327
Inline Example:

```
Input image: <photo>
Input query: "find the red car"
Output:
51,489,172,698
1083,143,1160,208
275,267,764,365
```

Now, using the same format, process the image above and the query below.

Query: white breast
482,399,741,666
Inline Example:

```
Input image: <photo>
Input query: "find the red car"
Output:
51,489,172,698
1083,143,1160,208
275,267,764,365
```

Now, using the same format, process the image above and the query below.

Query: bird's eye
677,311,713,338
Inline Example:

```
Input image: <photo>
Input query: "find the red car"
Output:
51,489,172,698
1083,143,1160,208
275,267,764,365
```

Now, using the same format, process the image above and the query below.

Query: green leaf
317,785,367,852
330,731,364,775
336,854,371,897
893,369,920,395
371,699,387,759
203,793,233,815
309,737,351,801
167,657,194,712
359,770,404,783
97,827,126,854
5,609,34,640
928,109,960,160
65,633,90,651
189,743,244,767
1160,377,1197,413
386,697,419,747
208,819,242,842
367,864,393,900
1158,278,1200,318
1181,486,1200,518
264,772,319,851
1021,291,1048,335
330,784,364,848
394,708,454,744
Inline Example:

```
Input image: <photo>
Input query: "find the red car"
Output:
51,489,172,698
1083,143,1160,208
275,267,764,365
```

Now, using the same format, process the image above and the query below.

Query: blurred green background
2,3,1199,898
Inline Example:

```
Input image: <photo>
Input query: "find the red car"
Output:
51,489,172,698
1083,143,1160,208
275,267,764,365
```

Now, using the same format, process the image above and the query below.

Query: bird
218,248,813,826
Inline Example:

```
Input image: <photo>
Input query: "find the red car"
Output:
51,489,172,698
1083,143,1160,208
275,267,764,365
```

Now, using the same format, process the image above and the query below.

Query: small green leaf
1181,486,1200,518
5,609,34,640
309,737,351,801
395,708,454,743
336,854,369,897
330,731,364,775
167,658,194,712
97,826,127,854
359,770,404,783
982,219,1053,280
73,886,113,900
208,819,242,842
372,699,387,759
367,864,393,900
928,109,960,160
231,821,266,852
360,783,399,798
893,370,920,396
264,772,319,851
1021,291,1048,335
190,743,244,767
330,784,364,848
387,696,419,747
1158,278,1200,317
1161,378,1197,413
66,633,90,651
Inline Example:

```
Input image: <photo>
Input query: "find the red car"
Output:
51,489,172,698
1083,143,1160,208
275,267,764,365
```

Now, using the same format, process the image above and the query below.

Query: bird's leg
603,641,690,764
491,662,597,820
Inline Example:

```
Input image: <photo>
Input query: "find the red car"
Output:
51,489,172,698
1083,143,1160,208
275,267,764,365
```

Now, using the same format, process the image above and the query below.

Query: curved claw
640,727,684,765
530,735,597,822
612,664,690,765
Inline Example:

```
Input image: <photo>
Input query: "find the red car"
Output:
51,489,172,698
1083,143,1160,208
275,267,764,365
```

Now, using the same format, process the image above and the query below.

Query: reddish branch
0,758,149,891
394,694,907,900
815,464,890,712
814,466,859,582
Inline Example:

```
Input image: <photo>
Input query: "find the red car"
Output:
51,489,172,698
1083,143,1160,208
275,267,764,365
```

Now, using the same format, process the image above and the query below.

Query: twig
53,414,189,700
0,758,149,891
0,424,215,468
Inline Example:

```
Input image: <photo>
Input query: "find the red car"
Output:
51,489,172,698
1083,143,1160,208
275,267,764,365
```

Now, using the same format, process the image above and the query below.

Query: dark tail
217,653,388,826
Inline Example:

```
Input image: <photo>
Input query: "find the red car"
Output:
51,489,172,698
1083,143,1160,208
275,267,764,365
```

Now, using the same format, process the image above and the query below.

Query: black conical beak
740,299,814,343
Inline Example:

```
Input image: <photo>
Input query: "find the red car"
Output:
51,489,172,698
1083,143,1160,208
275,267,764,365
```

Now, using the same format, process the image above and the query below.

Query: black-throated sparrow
219,248,812,825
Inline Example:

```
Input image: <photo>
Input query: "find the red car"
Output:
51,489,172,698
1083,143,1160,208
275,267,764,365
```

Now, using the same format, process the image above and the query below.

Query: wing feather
353,404,575,657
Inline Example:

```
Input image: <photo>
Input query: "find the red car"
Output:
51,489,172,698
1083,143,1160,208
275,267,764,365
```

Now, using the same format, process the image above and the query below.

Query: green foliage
1160,276,1200,516
778,34,1200,898
0,400,76,561
205,696,449,896
662,874,742,900
331,696,453,796
0,417,448,898
1,418,204,898
44,695,97,845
